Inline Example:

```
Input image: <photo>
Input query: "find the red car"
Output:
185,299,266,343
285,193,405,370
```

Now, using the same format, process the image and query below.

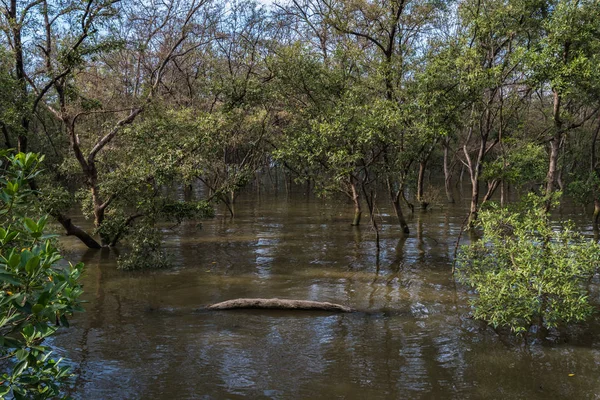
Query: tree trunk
362,185,380,249
545,75,565,211
53,213,102,249
468,136,486,226
10,0,29,153
594,199,600,230
350,180,362,226
389,186,409,234
417,159,429,210
206,298,353,312
443,140,454,203
482,179,500,204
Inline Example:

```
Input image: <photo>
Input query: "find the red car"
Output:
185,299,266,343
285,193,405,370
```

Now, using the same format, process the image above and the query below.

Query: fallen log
206,298,354,313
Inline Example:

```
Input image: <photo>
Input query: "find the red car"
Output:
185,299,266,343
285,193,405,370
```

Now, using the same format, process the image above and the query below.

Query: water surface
54,189,600,399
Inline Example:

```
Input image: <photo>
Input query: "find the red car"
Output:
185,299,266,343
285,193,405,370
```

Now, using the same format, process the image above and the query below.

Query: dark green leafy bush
0,152,83,398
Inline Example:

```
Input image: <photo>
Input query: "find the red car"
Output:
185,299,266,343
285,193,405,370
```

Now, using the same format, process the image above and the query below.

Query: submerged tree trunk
350,180,362,226
53,213,102,249
362,184,380,249
387,179,409,234
206,298,353,312
443,139,455,203
416,159,429,210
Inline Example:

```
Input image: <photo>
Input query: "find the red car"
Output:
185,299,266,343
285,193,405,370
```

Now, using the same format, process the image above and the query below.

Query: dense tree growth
1,0,600,333
2,0,600,244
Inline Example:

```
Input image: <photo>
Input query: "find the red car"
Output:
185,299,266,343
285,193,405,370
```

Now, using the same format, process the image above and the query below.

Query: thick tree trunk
207,298,353,312
184,184,193,201
54,213,102,249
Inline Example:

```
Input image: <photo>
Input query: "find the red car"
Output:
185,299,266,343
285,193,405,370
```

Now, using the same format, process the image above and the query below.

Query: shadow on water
51,190,600,399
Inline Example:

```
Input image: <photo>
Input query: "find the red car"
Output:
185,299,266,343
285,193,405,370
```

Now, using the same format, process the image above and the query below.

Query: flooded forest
1,0,600,398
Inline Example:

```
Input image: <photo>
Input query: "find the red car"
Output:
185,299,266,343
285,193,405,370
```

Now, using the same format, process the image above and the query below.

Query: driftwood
206,298,354,313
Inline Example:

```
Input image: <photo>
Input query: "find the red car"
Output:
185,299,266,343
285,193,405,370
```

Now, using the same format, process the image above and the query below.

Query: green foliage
0,152,83,398
567,172,600,206
527,0,600,99
482,142,547,186
0,49,30,141
117,224,170,271
160,200,214,224
457,194,600,335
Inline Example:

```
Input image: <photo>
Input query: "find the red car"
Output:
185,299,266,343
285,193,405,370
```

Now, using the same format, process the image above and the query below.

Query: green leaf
24,256,40,275
14,349,28,361
23,218,37,233
12,359,28,376
0,272,21,286
31,304,44,314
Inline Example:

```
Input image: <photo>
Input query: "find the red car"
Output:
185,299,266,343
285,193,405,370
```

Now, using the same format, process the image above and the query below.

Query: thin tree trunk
350,180,362,226
385,178,409,234
545,66,566,211
468,135,486,226
362,184,380,249
443,140,455,203
482,179,500,204
417,159,429,210
593,199,600,230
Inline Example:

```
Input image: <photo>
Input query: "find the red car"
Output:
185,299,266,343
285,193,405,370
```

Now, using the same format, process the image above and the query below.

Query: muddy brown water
52,188,600,399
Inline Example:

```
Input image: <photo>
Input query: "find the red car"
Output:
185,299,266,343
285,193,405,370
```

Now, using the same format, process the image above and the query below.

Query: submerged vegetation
0,2,598,390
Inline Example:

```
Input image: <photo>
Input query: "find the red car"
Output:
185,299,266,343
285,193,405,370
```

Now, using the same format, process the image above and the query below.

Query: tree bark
387,179,409,234
467,134,486,226
207,298,353,312
416,159,429,210
593,199,600,230
482,179,500,204
350,179,361,226
443,139,455,203
53,213,102,249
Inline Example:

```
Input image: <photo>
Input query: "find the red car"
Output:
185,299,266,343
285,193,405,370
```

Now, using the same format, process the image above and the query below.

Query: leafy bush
0,152,83,398
456,194,600,335
117,224,170,271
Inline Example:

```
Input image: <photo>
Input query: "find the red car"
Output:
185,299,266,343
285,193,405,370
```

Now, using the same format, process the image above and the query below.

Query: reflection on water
53,190,600,399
